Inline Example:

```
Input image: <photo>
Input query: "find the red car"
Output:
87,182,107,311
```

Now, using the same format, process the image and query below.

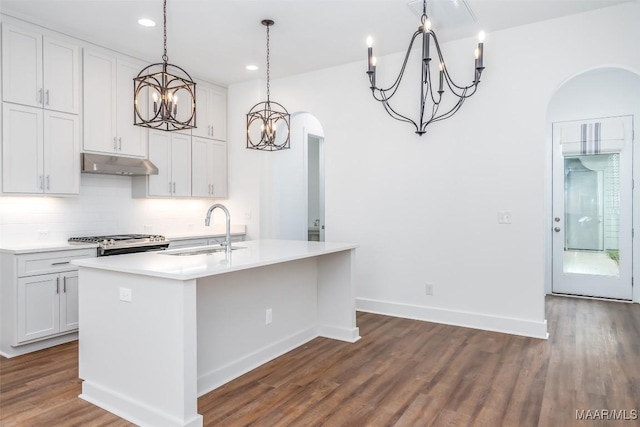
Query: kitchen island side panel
78,268,202,427
195,257,319,395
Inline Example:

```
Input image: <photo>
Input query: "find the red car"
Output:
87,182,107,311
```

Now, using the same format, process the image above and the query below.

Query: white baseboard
317,325,361,343
356,298,549,339
81,382,203,427
0,333,78,358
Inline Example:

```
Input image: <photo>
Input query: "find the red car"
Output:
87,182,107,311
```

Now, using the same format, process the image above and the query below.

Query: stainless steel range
68,234,169,256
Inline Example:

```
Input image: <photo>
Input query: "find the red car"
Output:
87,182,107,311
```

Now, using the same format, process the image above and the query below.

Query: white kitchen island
73,239,359,427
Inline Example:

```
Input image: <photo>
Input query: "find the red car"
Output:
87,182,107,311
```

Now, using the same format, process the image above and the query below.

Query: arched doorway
546,67,640,300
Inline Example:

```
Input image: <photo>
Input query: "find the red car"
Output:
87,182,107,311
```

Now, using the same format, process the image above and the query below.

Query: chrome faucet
204,203,231,253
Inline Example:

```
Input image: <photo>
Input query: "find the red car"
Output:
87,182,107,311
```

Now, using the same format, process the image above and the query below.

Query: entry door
552,116,633,300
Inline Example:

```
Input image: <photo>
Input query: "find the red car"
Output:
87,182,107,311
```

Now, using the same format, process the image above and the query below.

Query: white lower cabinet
0,248,96,356
17,270,78,342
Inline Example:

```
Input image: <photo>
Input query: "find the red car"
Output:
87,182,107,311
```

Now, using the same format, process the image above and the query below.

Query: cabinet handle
63,276,66,293
51,261,70,266
45,89,50,105
56,277,60,294
39,88,43,104
211,184,214,195
118,137,122,150
173,182,176,193
39,175,44,190
46,175,50,190
113,137,117,150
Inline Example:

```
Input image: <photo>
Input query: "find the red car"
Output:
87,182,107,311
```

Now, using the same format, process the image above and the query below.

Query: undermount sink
162,246,246,256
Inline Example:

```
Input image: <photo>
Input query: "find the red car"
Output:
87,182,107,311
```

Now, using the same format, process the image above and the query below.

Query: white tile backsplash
0,174,232,246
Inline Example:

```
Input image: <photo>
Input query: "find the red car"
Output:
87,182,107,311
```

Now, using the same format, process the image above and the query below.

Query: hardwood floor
1,296,638,426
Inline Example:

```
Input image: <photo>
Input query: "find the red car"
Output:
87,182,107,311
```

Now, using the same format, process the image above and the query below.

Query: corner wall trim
356,298,549,339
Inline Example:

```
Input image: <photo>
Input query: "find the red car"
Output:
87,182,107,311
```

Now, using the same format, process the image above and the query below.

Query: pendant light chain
266,22,271,102
162,0,168,62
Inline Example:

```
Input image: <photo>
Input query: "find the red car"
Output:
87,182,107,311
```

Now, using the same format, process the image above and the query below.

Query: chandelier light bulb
367,36,373,47
371,56,377,66
478,31,486,42
424,20,432,32
475,48,479,59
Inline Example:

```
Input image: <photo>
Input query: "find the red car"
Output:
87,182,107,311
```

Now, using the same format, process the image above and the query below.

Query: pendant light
134,0,196,131
246,19,291,151
366,0,486,135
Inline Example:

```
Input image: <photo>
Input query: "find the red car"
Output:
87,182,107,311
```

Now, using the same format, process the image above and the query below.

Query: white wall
227,2,640,336
545,68,640,302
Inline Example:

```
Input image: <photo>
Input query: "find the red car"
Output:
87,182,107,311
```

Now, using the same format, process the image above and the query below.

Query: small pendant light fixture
134,0,196,131
247,19,291,151
366,0,486,135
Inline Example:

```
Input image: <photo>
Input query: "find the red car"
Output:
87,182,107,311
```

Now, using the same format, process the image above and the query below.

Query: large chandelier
366,0,485,135
134,0,196,131
246,19,291,151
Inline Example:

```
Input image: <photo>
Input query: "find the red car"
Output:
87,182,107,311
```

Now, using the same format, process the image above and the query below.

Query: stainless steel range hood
81,153,158,176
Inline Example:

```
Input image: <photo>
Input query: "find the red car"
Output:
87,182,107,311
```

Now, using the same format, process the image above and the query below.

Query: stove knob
102,239,109,246
110,239,115,245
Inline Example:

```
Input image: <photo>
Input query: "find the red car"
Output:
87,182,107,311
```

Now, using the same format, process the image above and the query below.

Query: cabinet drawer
17,248,96,277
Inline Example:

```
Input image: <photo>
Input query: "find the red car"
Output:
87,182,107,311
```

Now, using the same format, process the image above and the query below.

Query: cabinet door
148,131,172,196
17,274,60,343
59,271,79,332
43,111,80,194
191,137,210,197
171,133,192,197
210,141,228,198
43,37,81,114
116,59,148,157
2,103,43,193
192,84,211,139
1,25,43,108
83,50,117,154
210,88,227,141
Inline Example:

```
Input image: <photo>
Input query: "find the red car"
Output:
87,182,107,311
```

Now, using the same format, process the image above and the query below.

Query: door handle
45,89,50,105
56,277,60,294
63,276,66,293
118,137,122,150
554,227,561,232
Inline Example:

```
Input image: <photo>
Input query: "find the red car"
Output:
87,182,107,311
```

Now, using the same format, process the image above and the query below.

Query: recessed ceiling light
138,18,156,27
246,65,259,71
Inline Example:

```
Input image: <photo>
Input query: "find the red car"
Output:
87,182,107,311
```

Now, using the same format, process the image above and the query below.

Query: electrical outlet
498,211,512,224
266,308,272,325
119,287,132,302
37,229,49,240
244,210,252,220
425,284,434,296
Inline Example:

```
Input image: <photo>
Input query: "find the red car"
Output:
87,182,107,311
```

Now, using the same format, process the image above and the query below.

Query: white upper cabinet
83,49,147,158
2,103,80,195
133,130,191,197
191,136,227,198
1,24,80,114
192,81,227,141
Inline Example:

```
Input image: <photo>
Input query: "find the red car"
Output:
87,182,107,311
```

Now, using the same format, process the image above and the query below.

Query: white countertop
72,239,357,281
0,242,98,254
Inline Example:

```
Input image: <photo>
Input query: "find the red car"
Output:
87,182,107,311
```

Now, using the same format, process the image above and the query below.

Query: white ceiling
1,0,634,86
